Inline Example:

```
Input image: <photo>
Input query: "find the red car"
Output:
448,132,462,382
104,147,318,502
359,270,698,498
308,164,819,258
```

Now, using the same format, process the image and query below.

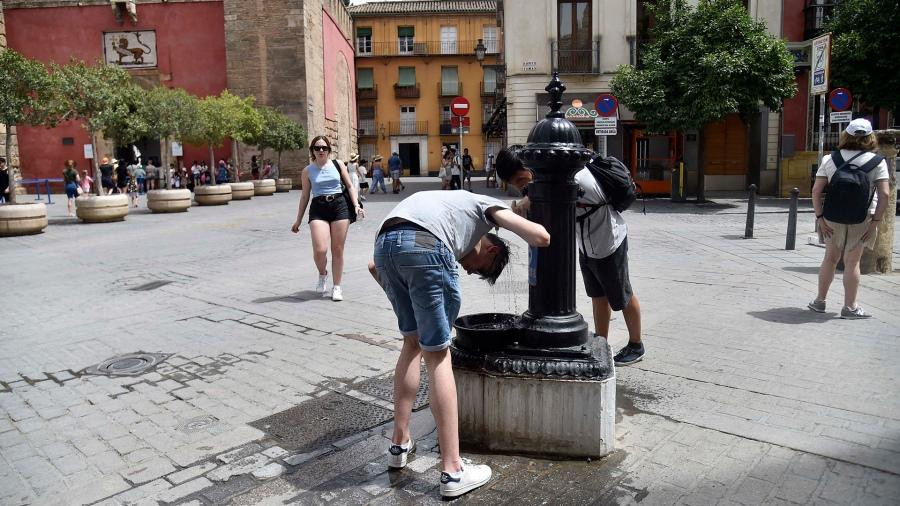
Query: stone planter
275,178,293,192
76,194,129,223
252,179,277,196
194,184,232,206
0,202,48,237
147,189,192,213
230,182,255,200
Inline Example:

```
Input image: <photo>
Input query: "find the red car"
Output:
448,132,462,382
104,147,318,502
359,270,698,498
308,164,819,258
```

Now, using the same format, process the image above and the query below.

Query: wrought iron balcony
551,40,601,74
804,1,838,41
389,121,428,136
356,40,486,57
439,123,453,135
481,81,497,97
438,81,462,97
357,85,377,100
394,83,420,99
358,118,377,137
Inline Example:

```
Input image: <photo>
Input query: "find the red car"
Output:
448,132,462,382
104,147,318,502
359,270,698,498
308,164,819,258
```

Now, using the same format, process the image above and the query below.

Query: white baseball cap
844,118,872,136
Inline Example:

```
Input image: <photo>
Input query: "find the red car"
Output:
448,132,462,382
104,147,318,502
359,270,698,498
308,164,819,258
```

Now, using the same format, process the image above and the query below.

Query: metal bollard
785,187,799,250
744,184,757,239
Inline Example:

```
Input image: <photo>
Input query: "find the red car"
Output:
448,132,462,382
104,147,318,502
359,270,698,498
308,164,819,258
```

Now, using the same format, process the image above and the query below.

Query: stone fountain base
455,364,615,457
451,313,616,458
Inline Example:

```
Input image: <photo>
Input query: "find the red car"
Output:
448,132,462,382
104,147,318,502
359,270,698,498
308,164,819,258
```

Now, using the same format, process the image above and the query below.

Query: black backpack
823,150,884,224
584,155,637,212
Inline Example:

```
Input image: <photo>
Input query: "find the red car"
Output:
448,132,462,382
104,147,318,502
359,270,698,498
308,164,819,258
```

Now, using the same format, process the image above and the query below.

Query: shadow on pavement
783,266,821,274
253,290,322,303
747,307,832,324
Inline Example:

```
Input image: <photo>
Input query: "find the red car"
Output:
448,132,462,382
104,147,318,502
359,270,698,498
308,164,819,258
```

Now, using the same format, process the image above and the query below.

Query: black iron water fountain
450,73,615,457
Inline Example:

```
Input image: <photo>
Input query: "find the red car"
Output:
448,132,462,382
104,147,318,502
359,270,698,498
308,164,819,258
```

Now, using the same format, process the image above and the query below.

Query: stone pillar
861,129,897,274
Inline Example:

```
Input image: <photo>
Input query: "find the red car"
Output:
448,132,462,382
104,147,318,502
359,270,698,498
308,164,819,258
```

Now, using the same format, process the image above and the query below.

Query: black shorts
101,177,115,189
309,194,350,223
578,238,632,311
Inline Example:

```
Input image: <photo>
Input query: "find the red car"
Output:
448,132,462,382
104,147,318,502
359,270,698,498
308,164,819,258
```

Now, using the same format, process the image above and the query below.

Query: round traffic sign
594,93,618,117
450,96,470,117
829,88,852,112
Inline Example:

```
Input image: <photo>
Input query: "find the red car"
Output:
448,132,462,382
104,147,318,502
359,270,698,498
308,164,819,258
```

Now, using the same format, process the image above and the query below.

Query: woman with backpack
809,119,890,319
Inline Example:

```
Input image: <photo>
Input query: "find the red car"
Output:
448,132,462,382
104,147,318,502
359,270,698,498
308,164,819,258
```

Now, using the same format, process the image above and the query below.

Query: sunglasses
313,146,331,152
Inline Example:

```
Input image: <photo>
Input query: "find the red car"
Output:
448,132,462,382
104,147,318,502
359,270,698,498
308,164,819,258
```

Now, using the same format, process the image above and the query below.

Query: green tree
137,86,201,189
217,91,263,179
48,59,136,196
828,0,900,119
183,94,230,181
0,50,53,204
250,107,306,173
611,0,796,201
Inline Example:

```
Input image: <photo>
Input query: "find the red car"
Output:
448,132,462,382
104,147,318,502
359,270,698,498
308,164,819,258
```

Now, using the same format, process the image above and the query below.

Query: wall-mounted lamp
474,38,487,63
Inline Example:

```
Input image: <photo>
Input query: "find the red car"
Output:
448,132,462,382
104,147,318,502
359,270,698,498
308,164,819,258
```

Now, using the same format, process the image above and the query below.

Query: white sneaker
316,273,328,295
387,438,415,469
440,458,492,498
331,285,343,301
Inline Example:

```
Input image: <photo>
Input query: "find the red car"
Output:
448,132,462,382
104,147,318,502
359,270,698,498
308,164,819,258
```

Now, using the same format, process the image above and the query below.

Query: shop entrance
398,143,420,176
626,127,680,195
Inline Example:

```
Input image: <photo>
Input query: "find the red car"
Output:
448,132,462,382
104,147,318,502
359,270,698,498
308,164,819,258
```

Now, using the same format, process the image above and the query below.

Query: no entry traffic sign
594,93,618,117
450,96,470,117
828,88,852,112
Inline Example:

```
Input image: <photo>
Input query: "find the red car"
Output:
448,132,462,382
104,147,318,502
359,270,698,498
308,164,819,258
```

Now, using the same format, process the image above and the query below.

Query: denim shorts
374,225,461,352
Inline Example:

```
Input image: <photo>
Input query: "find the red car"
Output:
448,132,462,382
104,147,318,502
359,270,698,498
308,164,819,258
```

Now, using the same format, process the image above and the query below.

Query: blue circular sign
829,88,852,112
594,93,618,117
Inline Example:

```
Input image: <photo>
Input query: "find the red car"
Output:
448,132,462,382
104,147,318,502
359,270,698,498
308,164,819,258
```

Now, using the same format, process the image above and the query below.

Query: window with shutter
441,66,458,95
357,68,374,89
356,27,372,55
398,26,414,54
398,67,416,87
483,26,498,53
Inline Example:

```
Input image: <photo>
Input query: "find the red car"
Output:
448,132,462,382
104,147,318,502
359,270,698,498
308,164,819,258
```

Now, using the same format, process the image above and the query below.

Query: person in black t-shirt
0,157,10,203
99,157,115,195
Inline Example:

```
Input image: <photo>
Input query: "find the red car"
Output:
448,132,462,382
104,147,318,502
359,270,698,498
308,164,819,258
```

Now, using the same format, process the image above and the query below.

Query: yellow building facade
349,1,500,176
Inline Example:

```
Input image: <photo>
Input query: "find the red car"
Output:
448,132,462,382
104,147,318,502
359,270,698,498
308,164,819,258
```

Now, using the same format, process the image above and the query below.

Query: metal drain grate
354,367,429,412
130,280,174,291
84,352,171,377
249,392,393,452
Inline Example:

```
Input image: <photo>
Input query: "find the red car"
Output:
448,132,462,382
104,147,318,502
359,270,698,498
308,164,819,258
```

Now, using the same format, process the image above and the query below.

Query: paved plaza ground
2,180,899,505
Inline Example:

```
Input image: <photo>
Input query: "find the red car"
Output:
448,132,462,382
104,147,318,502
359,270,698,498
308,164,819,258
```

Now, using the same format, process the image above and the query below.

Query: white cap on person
844,118,872,136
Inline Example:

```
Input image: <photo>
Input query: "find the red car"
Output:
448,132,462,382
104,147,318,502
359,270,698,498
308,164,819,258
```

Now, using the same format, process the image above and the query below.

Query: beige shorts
821,217,876,252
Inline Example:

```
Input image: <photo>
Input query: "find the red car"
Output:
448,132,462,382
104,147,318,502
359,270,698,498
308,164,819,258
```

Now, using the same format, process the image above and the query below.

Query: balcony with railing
394,83,420,99
481,81,497,97
438,81,462,97
358,118,377,137
551,40,601,74
356,40,486,57
357,85,377,100
804,1,838,41
389,121,428,136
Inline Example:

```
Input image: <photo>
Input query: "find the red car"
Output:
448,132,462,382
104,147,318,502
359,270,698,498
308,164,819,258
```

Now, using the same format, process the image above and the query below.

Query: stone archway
334,53,351,161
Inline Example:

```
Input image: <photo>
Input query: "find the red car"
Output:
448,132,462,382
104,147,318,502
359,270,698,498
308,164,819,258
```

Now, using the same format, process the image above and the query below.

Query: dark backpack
823,150,884,224
584,155,637,212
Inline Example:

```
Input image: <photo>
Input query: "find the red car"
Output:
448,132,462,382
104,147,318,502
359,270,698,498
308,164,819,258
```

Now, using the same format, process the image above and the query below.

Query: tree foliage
0,49,52,130
252,106,306,156
183,94,230,150
828,0,900,116
47,59,135,135
611,0,797,133
217,90,264,145
138,86,201,144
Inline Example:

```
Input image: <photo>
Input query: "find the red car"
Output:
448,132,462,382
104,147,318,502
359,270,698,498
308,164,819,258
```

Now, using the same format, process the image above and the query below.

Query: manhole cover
130,280,174,291
249,392,392,452
355,368,429,411
178,415,219,433
84,352,171,377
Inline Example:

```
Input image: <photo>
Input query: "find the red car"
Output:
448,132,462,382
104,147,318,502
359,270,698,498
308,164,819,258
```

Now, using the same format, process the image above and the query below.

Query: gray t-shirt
575,167,627,259
380,191,510,259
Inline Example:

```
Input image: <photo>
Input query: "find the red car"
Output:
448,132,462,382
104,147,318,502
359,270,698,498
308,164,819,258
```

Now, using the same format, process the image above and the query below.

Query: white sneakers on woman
331,286,343,301
316,273,328,295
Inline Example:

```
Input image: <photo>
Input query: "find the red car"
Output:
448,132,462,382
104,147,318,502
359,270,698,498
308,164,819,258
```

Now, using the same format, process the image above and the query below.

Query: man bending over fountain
367,190,550,498
495,148,645,366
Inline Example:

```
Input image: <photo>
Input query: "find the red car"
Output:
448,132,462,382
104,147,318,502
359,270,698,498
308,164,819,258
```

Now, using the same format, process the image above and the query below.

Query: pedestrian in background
809,118,890,319
115,159,129,195
389,151,405,193
449,148,462,190
357,158,369,198
462,148,474,190
145,159,158,191
216,160,229,184
80,169,93,195
133,162,146,194
0,157,10,203
99,157,115,195
251,155,260,180
291,135,364,302
440,147,452,190
62,159,80,216
369,155,387,194
347,153,362,199
127,168,139,207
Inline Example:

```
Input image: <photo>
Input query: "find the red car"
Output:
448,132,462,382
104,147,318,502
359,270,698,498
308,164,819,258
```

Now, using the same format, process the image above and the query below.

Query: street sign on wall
594,93,618,117
830,111,852,123
828,88,852,111
810,33,830,95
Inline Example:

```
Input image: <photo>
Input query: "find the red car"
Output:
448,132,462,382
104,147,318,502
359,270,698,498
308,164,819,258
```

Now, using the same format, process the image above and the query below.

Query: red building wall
781,0,810,151
5,1,229,182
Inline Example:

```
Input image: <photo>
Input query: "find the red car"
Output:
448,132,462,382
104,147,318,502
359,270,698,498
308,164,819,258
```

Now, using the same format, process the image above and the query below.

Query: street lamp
474,38,486,62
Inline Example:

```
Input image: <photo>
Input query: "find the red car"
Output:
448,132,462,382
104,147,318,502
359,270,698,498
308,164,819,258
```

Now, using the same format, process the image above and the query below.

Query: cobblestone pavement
2,181,898,505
